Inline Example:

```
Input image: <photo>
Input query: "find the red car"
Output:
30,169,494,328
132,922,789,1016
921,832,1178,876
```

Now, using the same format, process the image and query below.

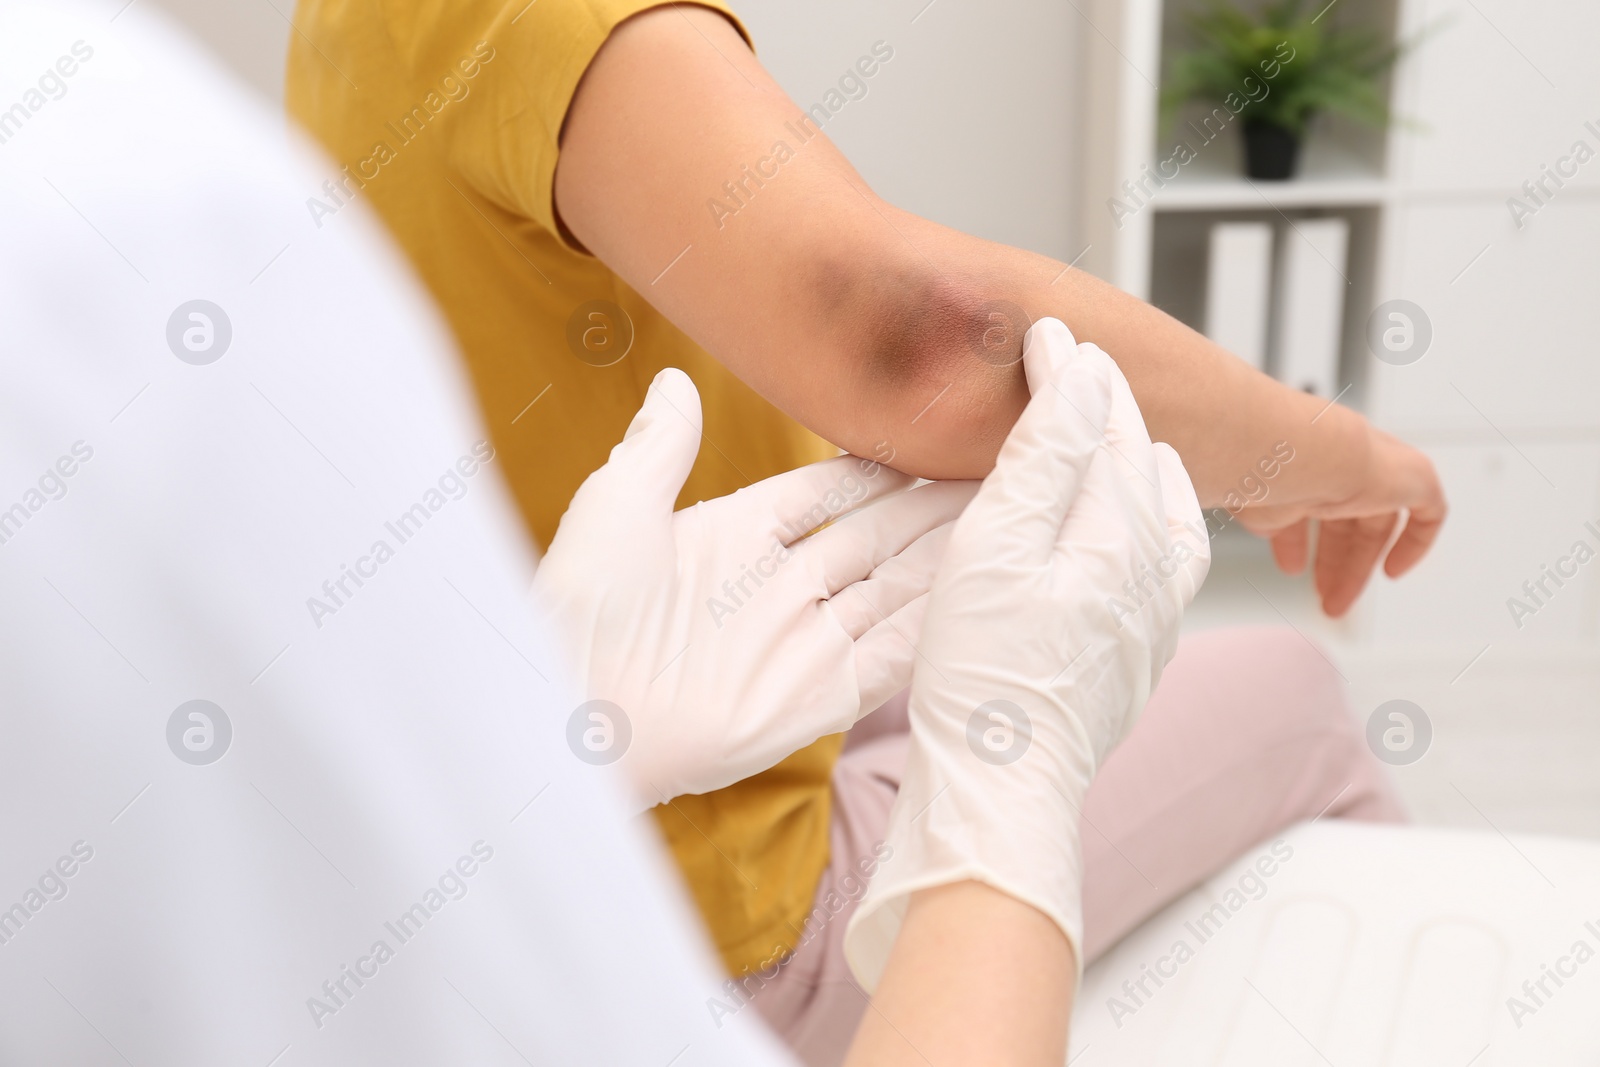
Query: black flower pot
1242,120,1302,180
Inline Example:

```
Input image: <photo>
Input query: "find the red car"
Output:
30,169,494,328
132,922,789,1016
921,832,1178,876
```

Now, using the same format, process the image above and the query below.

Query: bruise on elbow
828,263,1030,476
829,264,1025,387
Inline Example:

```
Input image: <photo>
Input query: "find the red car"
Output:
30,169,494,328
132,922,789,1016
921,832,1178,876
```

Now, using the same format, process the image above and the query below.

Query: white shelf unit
1073,0,1405,584
1076,0,1403,408
1062,0,1600,844
1074,0,1600,667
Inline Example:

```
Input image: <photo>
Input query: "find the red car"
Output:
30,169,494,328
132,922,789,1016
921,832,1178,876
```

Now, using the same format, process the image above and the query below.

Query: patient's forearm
845,881,1076,1067
843,208,1370,506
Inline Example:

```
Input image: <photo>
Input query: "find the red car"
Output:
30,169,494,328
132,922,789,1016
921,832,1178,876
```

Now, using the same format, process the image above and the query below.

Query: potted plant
1162,0,1404,180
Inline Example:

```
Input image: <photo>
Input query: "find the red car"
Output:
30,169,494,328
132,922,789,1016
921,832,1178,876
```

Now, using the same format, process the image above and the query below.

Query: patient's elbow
845,267,1028,479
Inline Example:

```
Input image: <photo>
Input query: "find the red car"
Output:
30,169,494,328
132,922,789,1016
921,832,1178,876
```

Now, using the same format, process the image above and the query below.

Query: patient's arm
554,4,1445,616
845,883,1075,1067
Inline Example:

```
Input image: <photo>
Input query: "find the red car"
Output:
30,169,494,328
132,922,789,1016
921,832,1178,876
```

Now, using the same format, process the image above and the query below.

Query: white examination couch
1072,821,1600,1065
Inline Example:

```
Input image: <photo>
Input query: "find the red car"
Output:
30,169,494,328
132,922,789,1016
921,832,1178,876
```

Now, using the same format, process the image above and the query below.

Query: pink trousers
750,626,1407,1065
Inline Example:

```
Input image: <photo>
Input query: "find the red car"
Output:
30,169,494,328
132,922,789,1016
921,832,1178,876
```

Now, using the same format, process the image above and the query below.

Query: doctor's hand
846,318,1208,989
534,368,977,811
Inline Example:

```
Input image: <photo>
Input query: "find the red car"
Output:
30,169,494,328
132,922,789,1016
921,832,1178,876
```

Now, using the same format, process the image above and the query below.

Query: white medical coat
0,4,794,1063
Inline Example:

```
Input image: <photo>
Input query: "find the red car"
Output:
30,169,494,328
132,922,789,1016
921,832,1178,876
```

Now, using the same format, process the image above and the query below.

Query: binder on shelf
1272,217,1350,399
1203,221,1274,371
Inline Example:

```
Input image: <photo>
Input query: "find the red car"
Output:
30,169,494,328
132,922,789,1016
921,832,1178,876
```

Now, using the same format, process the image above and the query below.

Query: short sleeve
447,0,751,248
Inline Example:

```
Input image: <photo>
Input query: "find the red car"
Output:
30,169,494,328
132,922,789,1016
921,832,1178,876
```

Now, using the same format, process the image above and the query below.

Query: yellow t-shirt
285,0,841,975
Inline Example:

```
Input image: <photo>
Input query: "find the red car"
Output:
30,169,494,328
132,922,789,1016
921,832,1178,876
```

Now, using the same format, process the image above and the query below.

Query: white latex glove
534,367,978,811
844,318,1209,988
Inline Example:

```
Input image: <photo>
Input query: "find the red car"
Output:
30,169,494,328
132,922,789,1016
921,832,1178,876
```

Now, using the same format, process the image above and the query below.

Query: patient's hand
532,368,976,810
1239,423,1446,618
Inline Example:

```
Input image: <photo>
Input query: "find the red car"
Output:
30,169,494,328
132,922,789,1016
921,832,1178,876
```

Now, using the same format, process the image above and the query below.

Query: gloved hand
845,318,1209,988
534,367,977,811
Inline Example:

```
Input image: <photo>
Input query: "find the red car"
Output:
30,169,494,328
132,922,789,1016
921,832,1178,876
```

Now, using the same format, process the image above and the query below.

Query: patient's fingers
1384,503,1445,579
1315,513,1398,618
1269,517,1311,576
850,592,930,719
803,480,977,598
755,454,916,542
827,521,954,640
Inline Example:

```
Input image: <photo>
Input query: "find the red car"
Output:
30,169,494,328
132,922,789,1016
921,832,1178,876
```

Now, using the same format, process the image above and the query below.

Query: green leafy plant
1162,0,1404,136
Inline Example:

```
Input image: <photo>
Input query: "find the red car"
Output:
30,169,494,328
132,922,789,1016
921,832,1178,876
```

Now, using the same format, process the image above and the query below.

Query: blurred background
159,0,1599,838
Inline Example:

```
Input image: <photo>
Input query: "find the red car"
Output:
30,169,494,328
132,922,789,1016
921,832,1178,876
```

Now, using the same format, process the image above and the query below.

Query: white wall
148,0,289,101
733,0,1082,261
1359,0,1600,666
1178,0,1600,838
149,0,1084,262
